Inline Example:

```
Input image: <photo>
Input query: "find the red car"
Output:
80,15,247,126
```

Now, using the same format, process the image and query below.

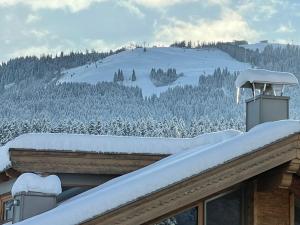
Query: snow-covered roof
235,69,298,88
0,130,241,173
12,173,62,197
0,145,10,172
13,120,300,225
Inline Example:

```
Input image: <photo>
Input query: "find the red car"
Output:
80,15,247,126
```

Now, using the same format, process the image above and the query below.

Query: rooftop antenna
235,69,298,131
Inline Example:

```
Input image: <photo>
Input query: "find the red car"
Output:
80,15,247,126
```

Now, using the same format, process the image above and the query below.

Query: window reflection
157,207,197,225
205,189,243,225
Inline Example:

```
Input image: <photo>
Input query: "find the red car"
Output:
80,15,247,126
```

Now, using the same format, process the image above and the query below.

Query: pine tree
131,69,136,81
113,72,118,83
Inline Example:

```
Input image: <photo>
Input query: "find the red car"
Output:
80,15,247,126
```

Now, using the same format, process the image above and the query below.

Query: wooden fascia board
0,172,9,183
9,149,168,175
82,134,300,225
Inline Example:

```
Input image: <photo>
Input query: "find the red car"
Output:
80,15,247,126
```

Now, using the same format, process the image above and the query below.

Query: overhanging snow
235,69,298,88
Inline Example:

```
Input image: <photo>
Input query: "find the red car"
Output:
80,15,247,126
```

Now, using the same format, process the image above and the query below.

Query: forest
0,42,300,146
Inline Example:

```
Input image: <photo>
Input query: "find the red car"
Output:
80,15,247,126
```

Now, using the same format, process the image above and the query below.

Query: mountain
58,47,250,96
1,42,300,146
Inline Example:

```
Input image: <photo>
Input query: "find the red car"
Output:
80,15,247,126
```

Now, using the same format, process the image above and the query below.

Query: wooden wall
254,188,291,225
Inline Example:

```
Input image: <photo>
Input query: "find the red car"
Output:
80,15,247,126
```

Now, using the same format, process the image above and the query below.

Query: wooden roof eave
9,149,168,175
81,133,300,225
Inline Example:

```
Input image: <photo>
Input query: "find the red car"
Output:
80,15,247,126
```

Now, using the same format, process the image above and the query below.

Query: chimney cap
235,69,298,89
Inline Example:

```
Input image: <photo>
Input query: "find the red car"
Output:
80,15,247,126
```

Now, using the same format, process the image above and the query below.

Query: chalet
0,69,300,225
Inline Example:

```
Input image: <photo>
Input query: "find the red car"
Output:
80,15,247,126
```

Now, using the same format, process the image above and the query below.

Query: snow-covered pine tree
131,69,137,81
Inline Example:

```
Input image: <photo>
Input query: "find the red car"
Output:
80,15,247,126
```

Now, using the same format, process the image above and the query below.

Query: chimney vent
11,173,62,223
235,69,298,131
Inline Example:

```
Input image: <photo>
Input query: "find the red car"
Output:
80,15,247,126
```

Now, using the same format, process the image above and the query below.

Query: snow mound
13,120,300,225
58,47,250,96
235,69,298,88
11,173,62,197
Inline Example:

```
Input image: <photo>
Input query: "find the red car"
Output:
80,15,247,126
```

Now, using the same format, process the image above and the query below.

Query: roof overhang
9,148,168,175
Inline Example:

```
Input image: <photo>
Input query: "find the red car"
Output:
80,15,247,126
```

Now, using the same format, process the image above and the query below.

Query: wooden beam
5,168,21,179
257,158,300,192
82,134,299,225
10,149,167,175
197,202,204,225
256,164,289,192
291,175,300,197
0,172,9,182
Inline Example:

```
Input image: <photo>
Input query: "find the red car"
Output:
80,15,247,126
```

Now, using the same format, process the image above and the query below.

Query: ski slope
58,47,250,96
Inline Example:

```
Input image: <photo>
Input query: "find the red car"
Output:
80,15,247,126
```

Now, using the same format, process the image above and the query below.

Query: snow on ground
14,120,300,225
0,130,241,173
12,173,62,197
240,42,287,52
235,69,299,88
58,47,250,96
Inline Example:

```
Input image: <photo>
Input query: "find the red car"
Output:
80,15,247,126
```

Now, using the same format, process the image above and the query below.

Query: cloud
8,45,64,58
131,0,192,8
28,29,50,39
237,1,278,21
117,0,145,18
83,39,118,51
155,9,259,44
26,14,40,24
128,0,229,8
0,0,106,12
276,22,295,33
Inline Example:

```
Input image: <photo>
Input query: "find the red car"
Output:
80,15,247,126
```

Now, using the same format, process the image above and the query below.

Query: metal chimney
235,69,298,131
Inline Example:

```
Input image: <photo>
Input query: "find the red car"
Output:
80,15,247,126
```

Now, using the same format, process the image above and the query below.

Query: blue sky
0,0,299,62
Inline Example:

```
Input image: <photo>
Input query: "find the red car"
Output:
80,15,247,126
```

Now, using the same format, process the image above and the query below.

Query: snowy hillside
58,47,250,96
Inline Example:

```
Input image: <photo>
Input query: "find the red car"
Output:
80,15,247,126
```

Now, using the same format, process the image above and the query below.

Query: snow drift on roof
0,145,10,172
8,130,241,154
0,130,241,173
14,120,300,225
12,173,62,197
235,69,298,88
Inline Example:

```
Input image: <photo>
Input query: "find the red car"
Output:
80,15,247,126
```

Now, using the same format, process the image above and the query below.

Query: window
205,189,244,225
156,207,197,225
0,194,13,224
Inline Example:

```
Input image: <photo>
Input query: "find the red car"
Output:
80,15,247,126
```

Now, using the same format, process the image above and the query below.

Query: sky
0,0,299,62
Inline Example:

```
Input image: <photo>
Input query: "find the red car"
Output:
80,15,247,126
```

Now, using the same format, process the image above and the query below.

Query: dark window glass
295,197,300,225
206,189,243,225
156,207,197,225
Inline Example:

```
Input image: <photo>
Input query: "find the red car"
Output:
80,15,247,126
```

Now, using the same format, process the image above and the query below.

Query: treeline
150,68,183,87
0,116,244,146
0,68,245,123
0,48,126,88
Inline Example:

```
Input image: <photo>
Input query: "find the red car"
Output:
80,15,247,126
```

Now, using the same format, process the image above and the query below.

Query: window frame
0,193,13,224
